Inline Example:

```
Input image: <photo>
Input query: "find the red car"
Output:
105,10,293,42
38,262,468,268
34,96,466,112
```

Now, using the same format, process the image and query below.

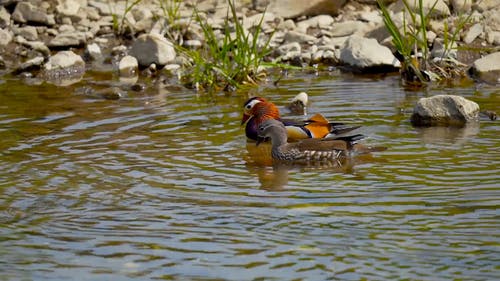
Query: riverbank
0,0,499,89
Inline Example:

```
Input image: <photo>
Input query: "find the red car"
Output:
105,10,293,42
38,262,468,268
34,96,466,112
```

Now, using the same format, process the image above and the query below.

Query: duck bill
241,114,251,125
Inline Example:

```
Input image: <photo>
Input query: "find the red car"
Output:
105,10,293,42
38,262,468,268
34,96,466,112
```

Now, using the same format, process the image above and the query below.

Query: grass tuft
377,0,472,86
177,0,273,92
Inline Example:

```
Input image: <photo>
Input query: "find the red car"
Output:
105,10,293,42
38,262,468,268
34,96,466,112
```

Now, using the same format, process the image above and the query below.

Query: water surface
0,71,499,280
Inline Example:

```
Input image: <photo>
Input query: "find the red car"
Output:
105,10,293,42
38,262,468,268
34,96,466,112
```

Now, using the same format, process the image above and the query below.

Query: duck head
241,97,281,125
256,119,287,146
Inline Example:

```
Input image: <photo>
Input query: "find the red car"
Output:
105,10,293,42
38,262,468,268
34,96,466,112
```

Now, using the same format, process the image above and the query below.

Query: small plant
110,0,143,35
377,0,471,85
178,0,273,92
159,0,185,43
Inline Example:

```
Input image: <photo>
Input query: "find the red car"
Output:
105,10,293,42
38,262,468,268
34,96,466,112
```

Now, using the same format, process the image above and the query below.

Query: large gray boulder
411,95,480,126
268,0,347,19
469,52,500,84
339,35,400,71
130,33,176,67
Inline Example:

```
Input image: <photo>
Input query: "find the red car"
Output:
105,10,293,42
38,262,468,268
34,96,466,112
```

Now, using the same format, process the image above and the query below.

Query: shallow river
0,71,498,280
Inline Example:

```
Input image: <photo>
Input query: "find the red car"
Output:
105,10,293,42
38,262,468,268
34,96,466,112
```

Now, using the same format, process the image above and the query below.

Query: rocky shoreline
0,0,499,88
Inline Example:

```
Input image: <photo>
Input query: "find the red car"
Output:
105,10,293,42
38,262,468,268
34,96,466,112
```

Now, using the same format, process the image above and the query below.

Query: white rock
119,55,138,78
19,40,51,56
243,12,276,30
269,0,347,18
463,23,483,44
411,95,480,126
340,35,400,69
469,52,500,83
284,30,317,44
486,29,500,45
48,31,87,47
296,15,334,31
0,28,12,46
56,0,82,17
183,39,202,49
15,26,38,41
328,21,369,37
130,33,176,66
278,19,296,31
359,10,383,24
17,56,44,72
391,0,450,18
277,42,301,56
44,50,85,71
0,6,11,28
86,43,102,60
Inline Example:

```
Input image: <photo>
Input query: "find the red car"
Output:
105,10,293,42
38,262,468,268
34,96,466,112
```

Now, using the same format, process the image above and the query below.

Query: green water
0,72,499,280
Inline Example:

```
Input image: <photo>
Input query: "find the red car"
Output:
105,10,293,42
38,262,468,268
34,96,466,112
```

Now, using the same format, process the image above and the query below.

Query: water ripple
0,74,498,280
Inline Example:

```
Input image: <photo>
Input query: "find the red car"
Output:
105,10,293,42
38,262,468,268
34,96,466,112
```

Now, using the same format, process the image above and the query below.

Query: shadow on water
0,71,499,280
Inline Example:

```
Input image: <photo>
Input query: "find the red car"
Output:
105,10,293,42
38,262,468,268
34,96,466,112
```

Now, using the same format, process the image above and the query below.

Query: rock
276,42,301,56
328,21,369,37
269,0,347,18
163,63,181,74
12,2,55,26
14,26,38,41
450,0,472,13
23,40,51,56
130,33,176,67
44,50,85,75
48,31,88,48
0,28,12,46
56,0,82,18
469,52,500,84
15,56,44,73
296,15,334,32
88,0,115,16
486,29,500,45
86,43,102,60
118,55,138,77
392,0,450,18
464,23,483,44
284,30,317,44
0,6,11,28
473,0,500,12
278,19,296,31
339,35,400,71
243,12,276,30
411,95,480,126
359,10,383,24
59,24,76,33
183,39,202,49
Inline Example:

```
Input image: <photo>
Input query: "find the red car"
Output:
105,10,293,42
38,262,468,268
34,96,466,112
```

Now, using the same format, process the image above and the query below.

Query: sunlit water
0,71,499,280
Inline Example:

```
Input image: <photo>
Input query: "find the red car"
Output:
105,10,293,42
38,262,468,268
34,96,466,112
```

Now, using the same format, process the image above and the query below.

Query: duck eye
245,104,252,109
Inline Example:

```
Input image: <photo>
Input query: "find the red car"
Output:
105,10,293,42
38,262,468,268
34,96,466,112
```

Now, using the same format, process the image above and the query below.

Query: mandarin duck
257,119,385,163
242,96,360,142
